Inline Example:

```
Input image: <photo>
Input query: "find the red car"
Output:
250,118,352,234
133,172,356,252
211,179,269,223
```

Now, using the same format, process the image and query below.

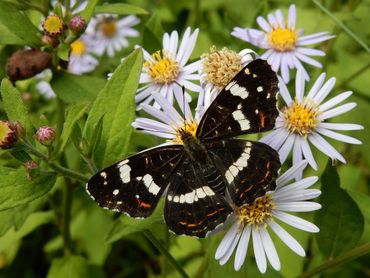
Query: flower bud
13,121,25,139
0,120,17,149
36,125,56,145
42,14,65,37
41,34,60,48
25,160,39,180
69,16,86,33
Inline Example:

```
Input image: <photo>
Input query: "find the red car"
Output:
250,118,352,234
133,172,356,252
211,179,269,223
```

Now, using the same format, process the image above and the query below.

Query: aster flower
199,47,256,109
132,86,204,142
260,70,363,175
231,4,334,83
215,160,321,273
136,27,201,107
68,37,99,75
35,69,56,99
85,14,140,57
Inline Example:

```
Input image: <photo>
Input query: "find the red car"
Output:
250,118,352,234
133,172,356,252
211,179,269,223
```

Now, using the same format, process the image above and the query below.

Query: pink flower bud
36,125,56,145
69,16,86,33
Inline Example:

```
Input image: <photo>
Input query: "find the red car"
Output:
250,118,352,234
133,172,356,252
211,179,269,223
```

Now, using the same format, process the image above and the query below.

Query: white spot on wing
257,86,263,92
225,145,252,184
232,110,250,130
113,189,119,195
117,159,129,167
227,81,249,99
100,172,107,179
142,174,161,195
119,164,131,183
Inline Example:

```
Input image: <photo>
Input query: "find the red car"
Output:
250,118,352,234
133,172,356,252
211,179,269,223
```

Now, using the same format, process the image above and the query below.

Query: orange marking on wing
206,207,225,217
260,112,266,128
264,161,271,178
138,201,151,209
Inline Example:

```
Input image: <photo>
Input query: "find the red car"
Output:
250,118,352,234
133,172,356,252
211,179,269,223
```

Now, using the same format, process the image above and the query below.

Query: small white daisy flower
68,37,99,75
260,70,363,175
132,87,204,143
199,47,256,109
231,4,335,83
34,69,56,99
215,160,321,273
136,27,201,107
51,0,87,13
86,14,140,57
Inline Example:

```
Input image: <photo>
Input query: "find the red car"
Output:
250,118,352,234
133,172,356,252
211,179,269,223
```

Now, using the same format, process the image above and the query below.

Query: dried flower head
0,121,17,149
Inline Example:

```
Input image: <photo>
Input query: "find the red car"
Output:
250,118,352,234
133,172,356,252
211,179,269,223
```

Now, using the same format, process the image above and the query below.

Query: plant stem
62,182,73,256
312,0,370,54
298,242,370,278
144,230,190,278
20,140,89,183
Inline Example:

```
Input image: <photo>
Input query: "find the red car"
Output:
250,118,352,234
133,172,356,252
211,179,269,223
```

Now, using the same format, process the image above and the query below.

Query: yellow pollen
201,46,243,88
144,50,179,85
70,39,86,56
283,99,320,136
173,121,198,145
268,27,297,52
237,195,274,226
98,18,117,37
43,15,64,36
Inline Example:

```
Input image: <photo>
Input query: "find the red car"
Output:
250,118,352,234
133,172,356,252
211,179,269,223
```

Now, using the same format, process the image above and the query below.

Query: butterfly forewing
207,139,281,206
164,156,232,237
197,59,279,140
86,145,184,218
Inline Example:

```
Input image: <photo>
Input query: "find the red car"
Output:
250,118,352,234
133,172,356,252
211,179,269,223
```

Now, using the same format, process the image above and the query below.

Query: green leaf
94,3,148,15
47,255,88,278
57,43,70,61
143,13,164,53
1,78,32,134
0,211,53,253
0,167,56,211
78,0,99,22
106,201,164,243
314,162,365,257
83,49,143,168
55,103,89,157
0,2,40,46
0,23,26,45
50,72,105,104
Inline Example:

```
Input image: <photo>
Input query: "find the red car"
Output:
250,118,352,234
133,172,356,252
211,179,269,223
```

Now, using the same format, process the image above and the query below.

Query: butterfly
86,59,281,238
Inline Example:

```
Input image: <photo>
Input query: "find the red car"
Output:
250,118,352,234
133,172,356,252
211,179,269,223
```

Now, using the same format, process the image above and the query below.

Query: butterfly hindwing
207,139,281,206
164,156,232,237
197,59,279,140
86,145,184,218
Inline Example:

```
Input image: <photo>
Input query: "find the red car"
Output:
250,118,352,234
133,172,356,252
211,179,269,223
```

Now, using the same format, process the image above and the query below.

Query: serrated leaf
55,103,89,157
94,3,148,15
47,255,88,278
78,0,99,22
314,162,364,257
0,167,56,211
0,2,40,46
1,78,32,135
50,72,105,104
83,49,143,168
106,201,164,243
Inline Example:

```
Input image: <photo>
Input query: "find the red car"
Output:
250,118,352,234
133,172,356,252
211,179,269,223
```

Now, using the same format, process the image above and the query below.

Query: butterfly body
87,59,281,237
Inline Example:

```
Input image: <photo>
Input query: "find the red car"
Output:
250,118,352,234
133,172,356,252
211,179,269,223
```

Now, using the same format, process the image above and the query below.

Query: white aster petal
316,127,362,144
318,122,363,131
275,201,321,212
313,77,336,105
321,102,357,120
276,160,308,188
215,222,240,260
288,4,296,29
309,132,346,163
252,227,267,273
272,211,320,232
319,91,352,111
278,133,295,163
306,73,326,99
267,220,305,256
234,225,252,271
260,227,281,271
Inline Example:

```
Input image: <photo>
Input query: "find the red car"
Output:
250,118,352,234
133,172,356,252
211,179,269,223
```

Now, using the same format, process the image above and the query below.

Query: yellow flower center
268,27,297,52
98,18,117,37
144,51,180,85
283,99,320,136
173,121,198,145
237,194,274,226
70,39,86,56
43,15,64,36
201,46,243,88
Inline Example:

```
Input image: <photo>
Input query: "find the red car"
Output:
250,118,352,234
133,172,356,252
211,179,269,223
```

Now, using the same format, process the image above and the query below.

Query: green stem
62,182,73,256
298,242,370,278
20,140,89,183
312,0,370,54
144,230,190,278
